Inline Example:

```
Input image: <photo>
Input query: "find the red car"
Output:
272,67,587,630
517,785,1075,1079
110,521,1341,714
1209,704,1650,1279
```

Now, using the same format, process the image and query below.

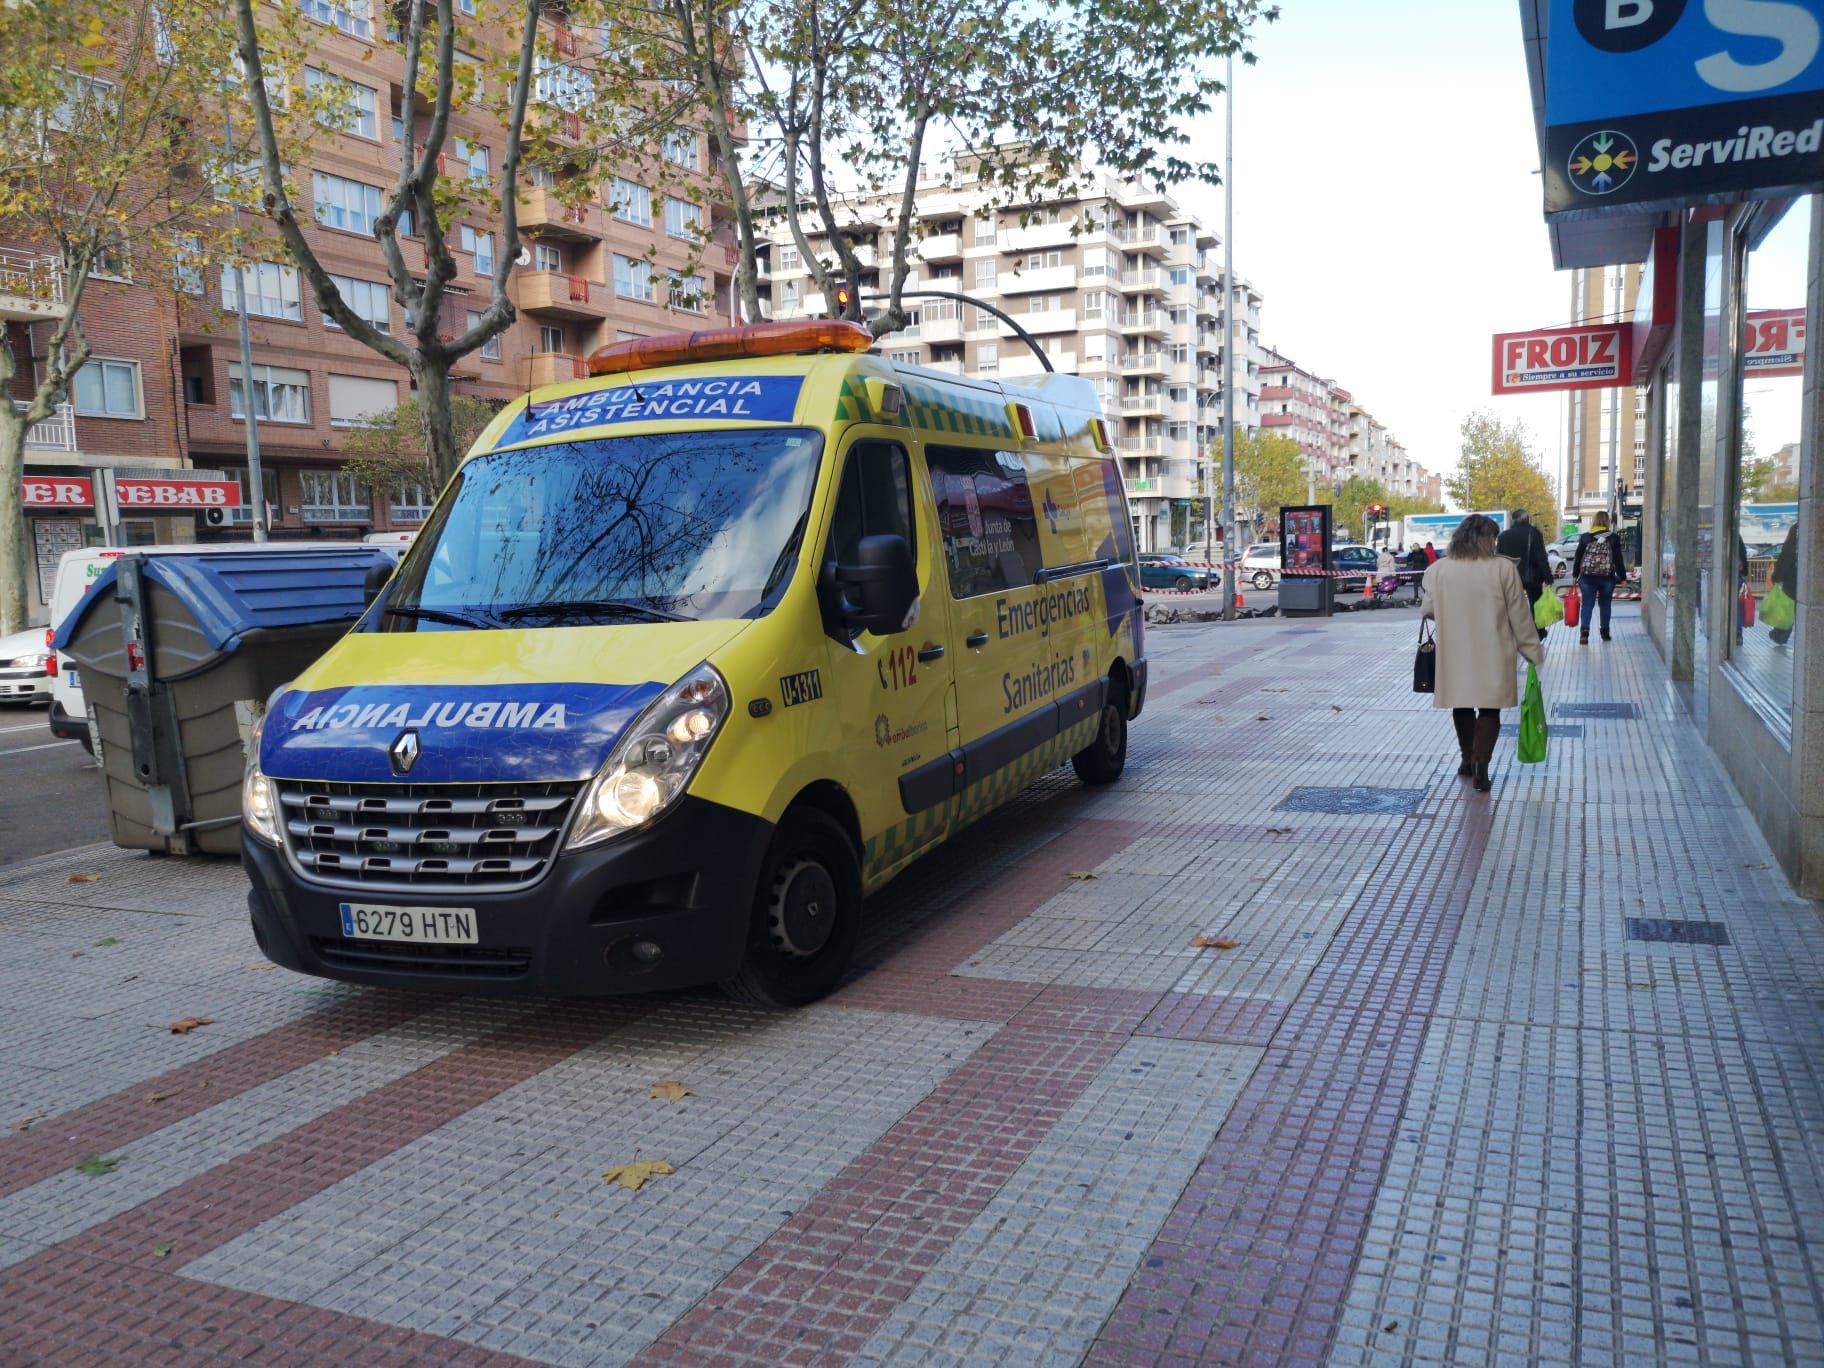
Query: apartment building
755,164,1266,552
6,1,734,623
1347,405,1421,500
1259,346,1433,509
1564,263,1644,521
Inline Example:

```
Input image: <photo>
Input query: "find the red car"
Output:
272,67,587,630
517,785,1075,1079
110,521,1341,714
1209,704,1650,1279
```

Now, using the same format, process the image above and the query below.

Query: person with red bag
1572,512,1628,643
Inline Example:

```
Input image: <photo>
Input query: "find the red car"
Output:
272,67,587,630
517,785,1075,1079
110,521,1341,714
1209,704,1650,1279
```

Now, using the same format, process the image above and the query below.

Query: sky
1170,0,1571,499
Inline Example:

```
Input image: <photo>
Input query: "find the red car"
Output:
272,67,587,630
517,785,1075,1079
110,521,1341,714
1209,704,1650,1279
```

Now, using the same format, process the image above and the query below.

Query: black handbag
1413,618,1436,693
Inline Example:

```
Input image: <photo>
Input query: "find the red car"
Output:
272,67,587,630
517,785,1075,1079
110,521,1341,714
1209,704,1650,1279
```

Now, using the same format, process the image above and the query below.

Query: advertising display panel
1493,322,1634,393
1279,503,1333,617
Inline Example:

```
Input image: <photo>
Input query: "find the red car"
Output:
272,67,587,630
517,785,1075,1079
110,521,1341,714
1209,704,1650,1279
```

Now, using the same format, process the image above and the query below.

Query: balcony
1115,226,1166,256
524,350,588,388
919,313,963,345
518,187,604,241
1120,393,1166,418
1115,268,1164,294
16,401,76,451
1001,309,1075,336
1126,474,1195,501
998,264,1078,295
1121,352,1166,377
1120,440,1165,460
916,232,963,263
526,106,584,145
0,250,68,323
518,271,609,320
1118,310,1165,336
999,220,1078,252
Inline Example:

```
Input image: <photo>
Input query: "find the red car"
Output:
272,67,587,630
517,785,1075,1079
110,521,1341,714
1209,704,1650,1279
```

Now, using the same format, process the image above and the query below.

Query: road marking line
0,722,51,734
0,740,78,755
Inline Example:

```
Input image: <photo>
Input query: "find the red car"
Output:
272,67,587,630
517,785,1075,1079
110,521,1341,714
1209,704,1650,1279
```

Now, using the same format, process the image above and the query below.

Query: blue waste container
53,545,397,855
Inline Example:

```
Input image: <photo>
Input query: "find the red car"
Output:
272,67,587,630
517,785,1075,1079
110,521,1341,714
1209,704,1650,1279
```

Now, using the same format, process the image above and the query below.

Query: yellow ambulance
241,320,1147,1006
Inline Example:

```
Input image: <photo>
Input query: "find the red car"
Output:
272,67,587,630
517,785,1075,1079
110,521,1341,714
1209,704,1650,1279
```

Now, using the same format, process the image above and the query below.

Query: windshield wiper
761,509,811,600
383,605,493,629
496,599,692,624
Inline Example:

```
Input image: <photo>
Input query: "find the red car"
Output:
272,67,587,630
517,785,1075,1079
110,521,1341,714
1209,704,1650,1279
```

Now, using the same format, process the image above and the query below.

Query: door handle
965,631,988,648
916,643,945,662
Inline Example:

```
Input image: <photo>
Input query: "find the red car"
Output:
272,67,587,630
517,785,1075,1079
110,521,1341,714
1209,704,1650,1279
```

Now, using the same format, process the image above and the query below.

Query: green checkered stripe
832,376,875,425
899,382,1016,440
860,715,1097,888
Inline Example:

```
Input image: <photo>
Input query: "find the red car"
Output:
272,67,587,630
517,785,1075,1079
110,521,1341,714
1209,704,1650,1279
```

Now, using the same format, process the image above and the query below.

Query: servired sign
22,476,95,508
114,477,241,509
1745,307,1806,378
1492,323,1634,395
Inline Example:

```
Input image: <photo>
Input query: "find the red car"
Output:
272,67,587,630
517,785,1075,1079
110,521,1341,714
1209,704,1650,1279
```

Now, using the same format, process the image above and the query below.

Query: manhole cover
1627,918,1730,946
1275,786,1427,816
1555,703,1639,719
1499,723,1585,738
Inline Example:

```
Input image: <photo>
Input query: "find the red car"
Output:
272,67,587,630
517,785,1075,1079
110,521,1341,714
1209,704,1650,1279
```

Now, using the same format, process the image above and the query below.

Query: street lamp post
1220,53,1237,622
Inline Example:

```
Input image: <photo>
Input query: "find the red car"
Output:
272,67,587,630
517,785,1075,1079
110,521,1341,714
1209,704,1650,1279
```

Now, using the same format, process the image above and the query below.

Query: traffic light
833,284,854,312
1368,502,1386,518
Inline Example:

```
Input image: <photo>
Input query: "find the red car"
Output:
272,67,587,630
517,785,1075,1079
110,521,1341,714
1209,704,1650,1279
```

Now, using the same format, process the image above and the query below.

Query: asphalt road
0,704,110,866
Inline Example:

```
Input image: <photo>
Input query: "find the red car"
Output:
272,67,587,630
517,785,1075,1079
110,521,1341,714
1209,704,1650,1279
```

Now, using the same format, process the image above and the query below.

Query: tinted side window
826,440,914,567
928,445,1043,599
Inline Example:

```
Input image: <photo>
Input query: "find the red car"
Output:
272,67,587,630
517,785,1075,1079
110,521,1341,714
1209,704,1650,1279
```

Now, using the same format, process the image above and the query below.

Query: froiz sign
495,375,804,446
115,477,240,509
1491,323,1633,395
1745,307,1806,377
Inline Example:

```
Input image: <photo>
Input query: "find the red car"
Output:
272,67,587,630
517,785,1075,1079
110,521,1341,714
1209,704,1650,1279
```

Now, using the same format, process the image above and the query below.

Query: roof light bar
587,320,874,376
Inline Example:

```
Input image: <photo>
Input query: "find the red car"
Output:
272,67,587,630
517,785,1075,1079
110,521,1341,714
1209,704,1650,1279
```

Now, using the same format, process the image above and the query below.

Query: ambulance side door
818,434,956,883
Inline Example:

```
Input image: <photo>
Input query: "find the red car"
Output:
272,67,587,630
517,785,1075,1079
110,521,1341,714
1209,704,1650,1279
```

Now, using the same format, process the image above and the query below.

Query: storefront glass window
1727,197,1811,726
1657,357,1676,594
1693,220,1725,724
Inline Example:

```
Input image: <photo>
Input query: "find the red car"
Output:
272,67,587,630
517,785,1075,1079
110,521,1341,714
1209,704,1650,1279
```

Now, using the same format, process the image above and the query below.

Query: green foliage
339,396,503,493
75,1153,122,1177
1447,410,1556,519
1230,430,1306,526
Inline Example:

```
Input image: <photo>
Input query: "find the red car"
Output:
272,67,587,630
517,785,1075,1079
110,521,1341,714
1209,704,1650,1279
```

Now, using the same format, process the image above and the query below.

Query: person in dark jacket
1495,509,1553,642
1769,522,1799,646
1572,512,1628,643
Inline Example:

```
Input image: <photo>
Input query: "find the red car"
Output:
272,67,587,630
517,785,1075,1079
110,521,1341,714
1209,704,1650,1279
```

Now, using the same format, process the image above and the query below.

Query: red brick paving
1138,990,1291,1048
0,991,441,1200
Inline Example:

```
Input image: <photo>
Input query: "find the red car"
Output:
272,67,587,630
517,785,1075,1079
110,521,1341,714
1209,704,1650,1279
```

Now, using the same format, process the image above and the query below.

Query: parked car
1138,555,1211,591
0,627,53,706
1241,542,1281,589
1332,544,1381,593
1547,537,1579,578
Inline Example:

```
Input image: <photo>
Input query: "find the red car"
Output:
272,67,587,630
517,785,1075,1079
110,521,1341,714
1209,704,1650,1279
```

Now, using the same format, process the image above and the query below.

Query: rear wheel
1173,576,1193,591
1072,677,1129,786
722,807,862,1009
1252,570,1274,590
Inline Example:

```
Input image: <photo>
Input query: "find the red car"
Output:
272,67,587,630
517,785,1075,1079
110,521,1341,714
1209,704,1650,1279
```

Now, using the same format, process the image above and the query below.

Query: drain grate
1555,702,1639,719
1275,786,1427,816
1499,723,1585,738
1280,628,1325,636
1627,918,1730,946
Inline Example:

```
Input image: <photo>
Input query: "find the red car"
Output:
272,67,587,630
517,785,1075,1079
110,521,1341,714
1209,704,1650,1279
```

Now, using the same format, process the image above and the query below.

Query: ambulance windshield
382,427,824,628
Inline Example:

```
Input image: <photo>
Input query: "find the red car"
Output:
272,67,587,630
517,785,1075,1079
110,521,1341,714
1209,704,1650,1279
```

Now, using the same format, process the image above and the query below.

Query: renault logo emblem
389,729,421,776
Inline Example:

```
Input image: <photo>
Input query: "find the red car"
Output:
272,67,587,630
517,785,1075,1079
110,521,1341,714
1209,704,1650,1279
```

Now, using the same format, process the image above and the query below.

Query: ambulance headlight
567,663,729,849
241,714,280,846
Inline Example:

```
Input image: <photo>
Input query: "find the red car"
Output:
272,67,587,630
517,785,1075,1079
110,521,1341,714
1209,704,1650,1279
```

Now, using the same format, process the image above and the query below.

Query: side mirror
362,561,393,606
826,534,918,636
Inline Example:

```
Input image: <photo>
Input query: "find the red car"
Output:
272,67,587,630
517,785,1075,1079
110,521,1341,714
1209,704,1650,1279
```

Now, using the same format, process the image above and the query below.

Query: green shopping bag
1534,590,1563,629
1761,584,1796,631
1518,664,1547,764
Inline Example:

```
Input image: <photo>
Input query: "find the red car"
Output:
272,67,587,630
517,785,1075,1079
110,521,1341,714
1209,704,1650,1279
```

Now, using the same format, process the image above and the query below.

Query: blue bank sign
1542,0,1824,215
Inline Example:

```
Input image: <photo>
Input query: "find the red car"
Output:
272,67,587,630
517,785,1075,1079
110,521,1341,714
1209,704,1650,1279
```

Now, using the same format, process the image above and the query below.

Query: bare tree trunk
413,356,462,488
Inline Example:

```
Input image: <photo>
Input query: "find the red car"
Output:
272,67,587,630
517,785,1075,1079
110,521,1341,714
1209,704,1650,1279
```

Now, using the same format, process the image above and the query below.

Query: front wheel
722,807,862,1010
1072,678,1129,785
1173,576,1193,591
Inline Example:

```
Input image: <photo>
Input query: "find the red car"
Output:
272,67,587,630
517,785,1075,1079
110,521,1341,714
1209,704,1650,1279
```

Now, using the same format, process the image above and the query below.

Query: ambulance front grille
276,779,583,891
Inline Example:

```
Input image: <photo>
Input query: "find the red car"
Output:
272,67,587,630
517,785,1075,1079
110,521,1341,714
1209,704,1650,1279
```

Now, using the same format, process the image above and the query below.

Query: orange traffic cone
1362,577,1374,602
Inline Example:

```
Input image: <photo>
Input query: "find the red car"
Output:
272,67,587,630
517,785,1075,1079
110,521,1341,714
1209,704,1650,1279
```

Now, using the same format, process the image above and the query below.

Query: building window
534,242,562,272
1027,294,1061,313
665,196,703,239
888,349,920,364
779,279,800,311
228,363,311,423
173,234,204,295
661,128,698,169
391,480,434,521
613,254,654,301
220,262,302,320
974,259,997,290
229,468,278,525
299,0,371,39
328,373,397,427
976,342,998,374
1024,251,1061,271
609,177,650,225
325,274,390,332
72,358,141,418
533,54,591,111
467,310,501,360
777,244,800,271
456,137,489,180
1083,290,1106,320
669,272,705,312
538,324,566,353
299,470,370,523
312,171,383,235
304,67,377,138
459,224,495,275
49,72,114,133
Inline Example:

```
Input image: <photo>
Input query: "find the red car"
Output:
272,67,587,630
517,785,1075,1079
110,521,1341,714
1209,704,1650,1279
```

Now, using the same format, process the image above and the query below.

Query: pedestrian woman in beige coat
1421,514,1546,792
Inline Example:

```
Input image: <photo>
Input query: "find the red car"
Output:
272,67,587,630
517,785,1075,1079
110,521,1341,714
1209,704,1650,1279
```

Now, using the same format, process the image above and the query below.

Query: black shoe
1473,763,1491,792
1600,629,1610,641
1579,632,1589,645
1458,759,1474,777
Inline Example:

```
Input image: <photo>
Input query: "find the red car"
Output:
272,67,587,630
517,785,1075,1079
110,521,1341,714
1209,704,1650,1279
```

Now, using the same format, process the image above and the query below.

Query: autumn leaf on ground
648,1082,690,1103
1254,714,1271,721
603,1159,674,1191
9,1109,47,1133
75,1153,121,1177
1331,704,1344,712
1267,827,1293,835
167,1017,215,1035
1190,935,1239,950
1261,687,1288,693
92,937,119,948
153,1242,174,1259
247,961,277,972
1066,870,1098,882
67,873,101,884
145,1084,200,1102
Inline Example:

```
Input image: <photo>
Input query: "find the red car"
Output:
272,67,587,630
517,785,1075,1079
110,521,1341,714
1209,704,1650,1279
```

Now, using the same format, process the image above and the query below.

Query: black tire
1173,576,1193,591
1072,676,1129,786
1252,571,1274,590
722,807,862,1010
